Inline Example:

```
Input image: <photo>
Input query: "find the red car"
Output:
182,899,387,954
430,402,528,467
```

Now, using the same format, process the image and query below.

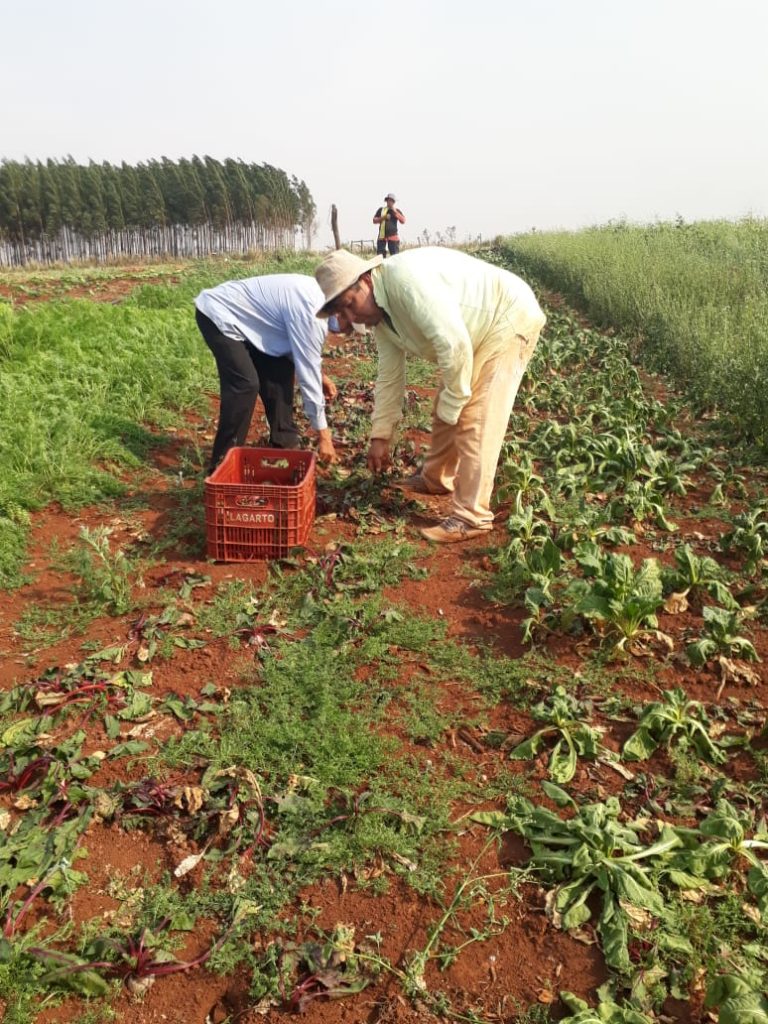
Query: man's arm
394,208,406,224
370,334,407,441
372,207,384,224
284,308,338,462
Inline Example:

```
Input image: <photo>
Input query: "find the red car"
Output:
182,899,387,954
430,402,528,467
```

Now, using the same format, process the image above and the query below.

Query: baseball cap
385,192,396,201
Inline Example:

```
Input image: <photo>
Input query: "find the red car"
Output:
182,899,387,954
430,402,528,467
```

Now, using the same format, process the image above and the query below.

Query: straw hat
315,249,383,316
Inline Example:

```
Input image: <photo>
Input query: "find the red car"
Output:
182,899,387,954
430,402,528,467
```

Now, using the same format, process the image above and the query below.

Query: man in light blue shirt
195,274,339,473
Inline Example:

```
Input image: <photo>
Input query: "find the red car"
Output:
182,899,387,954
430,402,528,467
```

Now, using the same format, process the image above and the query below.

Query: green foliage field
0,254,317,587
500,218,768,449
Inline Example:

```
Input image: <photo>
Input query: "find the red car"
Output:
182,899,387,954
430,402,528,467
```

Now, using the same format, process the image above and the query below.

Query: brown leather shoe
395,474,451,496
420,516,492,543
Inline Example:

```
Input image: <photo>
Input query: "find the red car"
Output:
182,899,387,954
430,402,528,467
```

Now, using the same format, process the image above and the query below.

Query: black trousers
196,309,300,472
376,238,400,257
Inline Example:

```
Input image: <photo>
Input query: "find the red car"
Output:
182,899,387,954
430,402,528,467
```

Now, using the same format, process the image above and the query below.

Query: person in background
194,274,340,474
373,193,406,257
314,247,546,543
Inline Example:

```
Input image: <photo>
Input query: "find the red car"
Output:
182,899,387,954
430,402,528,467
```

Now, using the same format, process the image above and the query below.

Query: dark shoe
395,474,451,496
420,516,492,544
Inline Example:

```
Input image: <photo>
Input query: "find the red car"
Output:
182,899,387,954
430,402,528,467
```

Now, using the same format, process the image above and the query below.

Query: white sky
2,0,767,248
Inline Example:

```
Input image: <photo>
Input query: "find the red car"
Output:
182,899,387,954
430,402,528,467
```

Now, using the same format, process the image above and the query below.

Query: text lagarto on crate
204,448,316,561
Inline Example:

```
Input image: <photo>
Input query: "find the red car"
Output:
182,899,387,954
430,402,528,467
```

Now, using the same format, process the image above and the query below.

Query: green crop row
499,217,768,449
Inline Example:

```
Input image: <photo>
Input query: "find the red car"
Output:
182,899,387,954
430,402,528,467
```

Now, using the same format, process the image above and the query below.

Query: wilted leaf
390,852,417,872
13,794,38,810
544,888,562,929
598,755,635,780
718,657,761,687
34,691,68,708
174,786,205,814
619,900,654,931
664,591,690,614
173,852,205,878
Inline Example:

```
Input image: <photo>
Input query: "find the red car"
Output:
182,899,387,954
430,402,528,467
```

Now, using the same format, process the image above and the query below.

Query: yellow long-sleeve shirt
369,247,546,440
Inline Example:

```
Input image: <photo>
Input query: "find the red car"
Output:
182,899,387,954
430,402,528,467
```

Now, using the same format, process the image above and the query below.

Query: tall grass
500,218,768,448
0,253,317,587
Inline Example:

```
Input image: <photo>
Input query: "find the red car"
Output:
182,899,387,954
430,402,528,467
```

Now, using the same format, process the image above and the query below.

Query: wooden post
331,204,341,249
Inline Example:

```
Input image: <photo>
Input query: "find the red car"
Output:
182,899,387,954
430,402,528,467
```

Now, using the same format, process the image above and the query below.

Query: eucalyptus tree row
0,156,317,265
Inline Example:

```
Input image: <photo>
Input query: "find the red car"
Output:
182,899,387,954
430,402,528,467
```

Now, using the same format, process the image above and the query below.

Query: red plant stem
4,873,55,938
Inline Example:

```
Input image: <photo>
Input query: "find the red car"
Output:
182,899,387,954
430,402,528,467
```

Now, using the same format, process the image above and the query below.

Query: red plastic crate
204,447,316,561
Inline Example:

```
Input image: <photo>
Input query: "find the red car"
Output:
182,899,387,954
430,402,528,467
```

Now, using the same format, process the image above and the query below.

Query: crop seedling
501,494,552,549
673,798,768,892
507,685,604,783
720,503,768,576
32,917,228,996
555,503,636,550
622,688,726,764
66,526,138,616
685,606,760,667
705,967,768,1024
570,543,665,651
609,480,677,532
559,988,654,1023
495,450,547,505
593,430,660,487
280,924,375,1012
126,606,205,663
472,796,684,971
662,543,737,610
490,536,571,642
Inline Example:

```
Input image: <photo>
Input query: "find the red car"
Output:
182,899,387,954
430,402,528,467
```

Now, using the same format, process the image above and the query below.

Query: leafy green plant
622,688,726,764
686,606,760,666
490,536,567,640
508,686,604,783
502,495,552,549
495,450,546,505
609,481,677,532
571,544,665,650
662,543,737,610
721,504,768,576
67,526,138,616
705,969,768,1024
559,989,654,1024
472,796,683,971
279,924,375,1011
674,799,768,885
32,917,226,996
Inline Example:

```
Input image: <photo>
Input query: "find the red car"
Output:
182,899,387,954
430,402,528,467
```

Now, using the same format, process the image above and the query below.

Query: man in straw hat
314,247,545,543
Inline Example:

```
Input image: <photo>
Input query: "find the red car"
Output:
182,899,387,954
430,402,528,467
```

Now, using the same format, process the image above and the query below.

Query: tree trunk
331,205,341,249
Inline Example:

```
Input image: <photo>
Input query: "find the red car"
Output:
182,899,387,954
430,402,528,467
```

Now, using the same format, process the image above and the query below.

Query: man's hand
322,373,337,401
317,428,338,465
367,438,391,473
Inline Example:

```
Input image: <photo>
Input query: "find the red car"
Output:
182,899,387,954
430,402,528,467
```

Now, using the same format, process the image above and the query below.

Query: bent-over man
314,247,545,543
195,274,339,474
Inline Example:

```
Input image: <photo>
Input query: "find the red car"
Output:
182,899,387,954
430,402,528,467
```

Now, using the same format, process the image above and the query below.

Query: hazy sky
2,0,767,248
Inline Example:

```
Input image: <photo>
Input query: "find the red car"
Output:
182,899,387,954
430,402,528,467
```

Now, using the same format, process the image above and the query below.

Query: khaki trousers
421,326,541,527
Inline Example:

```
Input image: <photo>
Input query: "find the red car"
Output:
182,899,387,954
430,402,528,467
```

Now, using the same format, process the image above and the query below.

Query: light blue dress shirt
195,274,329,430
